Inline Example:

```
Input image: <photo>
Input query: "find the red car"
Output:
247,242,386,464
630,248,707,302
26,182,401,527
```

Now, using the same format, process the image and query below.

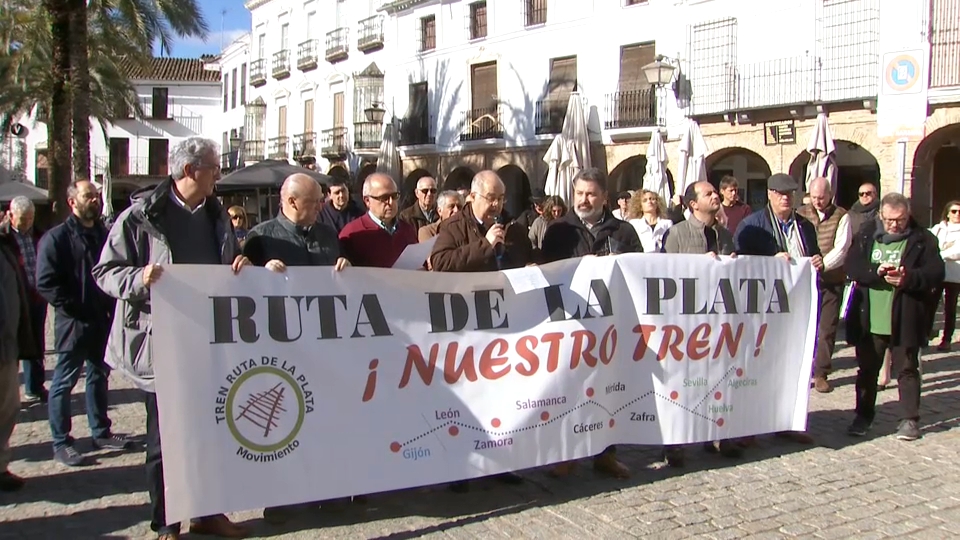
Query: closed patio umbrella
805,113,838,199
377,117,401,183
642,130,670,201
676,119,709,195
544,92,590,205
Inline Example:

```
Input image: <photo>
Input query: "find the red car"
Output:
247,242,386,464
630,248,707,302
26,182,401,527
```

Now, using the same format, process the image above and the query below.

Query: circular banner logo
225,366,306,453
885,54,920,92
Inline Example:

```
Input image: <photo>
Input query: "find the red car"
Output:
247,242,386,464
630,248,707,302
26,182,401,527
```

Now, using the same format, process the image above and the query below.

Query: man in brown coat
399,175,439,231
431,171,532,272
429,170,532,493
418,190,464,242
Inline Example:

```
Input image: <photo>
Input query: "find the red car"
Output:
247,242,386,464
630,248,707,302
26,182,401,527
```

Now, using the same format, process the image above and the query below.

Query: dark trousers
20,299,47,396
146,392,180,535
814,282,843,378
48,348,111,450
940,283,960,341
855,334,921,422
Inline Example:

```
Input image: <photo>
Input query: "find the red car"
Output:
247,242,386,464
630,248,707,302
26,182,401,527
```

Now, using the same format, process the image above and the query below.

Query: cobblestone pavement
3,316,960,539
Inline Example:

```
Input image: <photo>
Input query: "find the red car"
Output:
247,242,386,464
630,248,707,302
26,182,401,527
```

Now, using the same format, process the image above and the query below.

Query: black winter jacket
540,209,643,263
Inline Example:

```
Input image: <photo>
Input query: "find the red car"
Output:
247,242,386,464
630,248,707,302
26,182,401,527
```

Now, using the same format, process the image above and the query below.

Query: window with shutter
420,16,436,51
148,139,169,176
611,42,657,128
470,2,487,40
540,56,576,133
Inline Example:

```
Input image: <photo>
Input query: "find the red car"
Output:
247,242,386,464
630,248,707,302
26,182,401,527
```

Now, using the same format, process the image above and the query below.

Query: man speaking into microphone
430,170,532,272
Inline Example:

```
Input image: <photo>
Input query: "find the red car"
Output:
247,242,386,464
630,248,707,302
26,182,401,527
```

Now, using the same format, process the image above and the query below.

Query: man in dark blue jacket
36,180,132,468
734,173,824,444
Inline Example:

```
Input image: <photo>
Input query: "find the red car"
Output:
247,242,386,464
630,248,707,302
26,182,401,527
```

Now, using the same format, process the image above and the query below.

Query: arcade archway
706,148,771,209
401,168,435,209
443,166,476,192
913,123,960,226
496,164,532,218
788,141,880,210
608,156,648,200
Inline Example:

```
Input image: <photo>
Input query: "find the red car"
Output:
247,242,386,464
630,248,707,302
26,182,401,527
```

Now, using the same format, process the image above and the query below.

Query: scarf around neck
873,217,911,244
766,206,807,256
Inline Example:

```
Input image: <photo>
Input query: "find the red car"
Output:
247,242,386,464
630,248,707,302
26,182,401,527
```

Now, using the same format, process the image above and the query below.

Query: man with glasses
734,173,823,444
849,182,880,236
844,193,943,441
400,176,439,231
339,173,418,268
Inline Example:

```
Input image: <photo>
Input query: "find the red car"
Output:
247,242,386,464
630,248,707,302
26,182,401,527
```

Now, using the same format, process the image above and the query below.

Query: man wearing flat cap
514,188,547,230
734,173,823,444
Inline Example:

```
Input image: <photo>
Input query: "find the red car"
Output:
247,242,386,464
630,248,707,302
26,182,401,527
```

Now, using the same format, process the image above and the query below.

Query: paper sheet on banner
392,236,437,269
150,255,818,523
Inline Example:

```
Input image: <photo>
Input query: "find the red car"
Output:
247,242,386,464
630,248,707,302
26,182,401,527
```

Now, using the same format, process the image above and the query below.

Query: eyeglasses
229,215,242,221
950,209,960,215
477,192,505,203
367,192,400,203
859,191,875,197
419,188,437,194
881,216,908,225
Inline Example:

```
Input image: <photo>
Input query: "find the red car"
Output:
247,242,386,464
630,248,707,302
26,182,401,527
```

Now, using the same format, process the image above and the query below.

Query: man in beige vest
797,177,852,393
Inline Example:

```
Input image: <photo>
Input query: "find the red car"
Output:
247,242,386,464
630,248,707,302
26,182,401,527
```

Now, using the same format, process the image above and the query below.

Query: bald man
243,174,346,269
797,177,852,393
431,170,532,272
399,175,439,231
339,173,418,268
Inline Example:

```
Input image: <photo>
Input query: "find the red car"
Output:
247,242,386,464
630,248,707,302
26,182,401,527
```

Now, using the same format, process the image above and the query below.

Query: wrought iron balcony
221,150,241,172
358,15,384,52
297,40,318,71
734,56,817,110
272,50,290,79
400,114,435,146
930,0,960,89
535,99,566,134
354,122,383,150
604,88,658,129
94,156,166,177
268,136,289,159
459,106,503,141
292,132,317,159
243,140,265,162
250,59,267,87
320,127,348,159
325,28,349,63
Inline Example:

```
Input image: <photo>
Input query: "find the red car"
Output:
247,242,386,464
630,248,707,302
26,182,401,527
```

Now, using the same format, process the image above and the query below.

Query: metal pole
896,138,907,194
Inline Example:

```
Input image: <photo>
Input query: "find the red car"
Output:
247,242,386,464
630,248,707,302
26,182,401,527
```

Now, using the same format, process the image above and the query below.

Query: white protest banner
152,254,817,523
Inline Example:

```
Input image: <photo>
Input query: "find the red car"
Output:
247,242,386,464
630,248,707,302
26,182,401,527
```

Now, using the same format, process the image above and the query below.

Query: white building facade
220,0,960,223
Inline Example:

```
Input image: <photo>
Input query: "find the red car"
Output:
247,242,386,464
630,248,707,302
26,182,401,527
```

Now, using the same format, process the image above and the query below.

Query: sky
159,0,251,58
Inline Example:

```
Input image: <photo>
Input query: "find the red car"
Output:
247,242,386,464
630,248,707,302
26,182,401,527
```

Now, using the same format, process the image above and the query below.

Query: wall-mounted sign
763,120,796,146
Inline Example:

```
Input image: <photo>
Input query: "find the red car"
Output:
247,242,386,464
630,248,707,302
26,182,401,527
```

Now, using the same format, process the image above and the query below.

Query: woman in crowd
931,200,960,352
228,206,249,246
628,190,673,253
528,196,566,250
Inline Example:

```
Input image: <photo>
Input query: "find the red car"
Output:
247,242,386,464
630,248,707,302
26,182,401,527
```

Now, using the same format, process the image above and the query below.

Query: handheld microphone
493,214,505,259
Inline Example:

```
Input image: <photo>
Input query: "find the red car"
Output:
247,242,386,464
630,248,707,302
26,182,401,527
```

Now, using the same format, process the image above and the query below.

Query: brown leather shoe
813,376,833,393
594,452,630,479
548,461,576,478
188,514,249,538
776,431,815,444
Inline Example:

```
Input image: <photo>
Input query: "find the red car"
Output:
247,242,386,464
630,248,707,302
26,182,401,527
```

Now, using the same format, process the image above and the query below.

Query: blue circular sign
885,55,920,92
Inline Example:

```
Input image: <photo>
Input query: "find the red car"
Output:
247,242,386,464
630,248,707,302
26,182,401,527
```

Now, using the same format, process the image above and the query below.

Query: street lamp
642,55,677,87
364,102,386,123
229,134,242,151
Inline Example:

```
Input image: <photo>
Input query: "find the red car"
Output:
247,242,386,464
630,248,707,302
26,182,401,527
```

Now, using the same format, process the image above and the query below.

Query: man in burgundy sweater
719,175,752,235
339,173,418,268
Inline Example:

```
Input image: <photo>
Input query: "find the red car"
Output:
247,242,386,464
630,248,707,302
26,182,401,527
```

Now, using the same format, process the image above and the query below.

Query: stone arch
831,140,880,210
401,168,435,208
705,147,772,209
608,155,648,205
356,161,377,188
496,164,532,219
912,120,960,226
443,166,475,191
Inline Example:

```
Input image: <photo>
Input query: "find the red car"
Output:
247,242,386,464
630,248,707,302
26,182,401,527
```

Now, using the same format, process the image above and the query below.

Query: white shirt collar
170,188,205,214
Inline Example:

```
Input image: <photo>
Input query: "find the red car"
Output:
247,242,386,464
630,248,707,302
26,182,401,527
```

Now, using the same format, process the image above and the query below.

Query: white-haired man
93,137,252,540
0,196,46,402
339,173,418,268
399,175,439,231
418,190,463,242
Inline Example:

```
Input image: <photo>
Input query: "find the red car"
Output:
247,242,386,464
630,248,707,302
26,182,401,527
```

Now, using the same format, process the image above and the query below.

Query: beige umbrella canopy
643,130,670,201
805,113,838,200
544,92,590,205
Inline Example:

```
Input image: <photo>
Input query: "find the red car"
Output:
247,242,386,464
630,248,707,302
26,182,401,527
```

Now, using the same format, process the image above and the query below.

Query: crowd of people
0,136,952,539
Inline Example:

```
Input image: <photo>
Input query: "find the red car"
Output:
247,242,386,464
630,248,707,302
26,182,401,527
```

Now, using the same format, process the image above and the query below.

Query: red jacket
338,213,418,268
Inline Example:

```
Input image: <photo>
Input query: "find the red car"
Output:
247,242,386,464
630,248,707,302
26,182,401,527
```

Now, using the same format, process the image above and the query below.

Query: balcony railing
459,106,504,141
243,140,265,162
354,121,383,149
358,15,384,52
297,39,318,71
400,114,435,146
94,156,167,177
733,56,817,110
268,136,289,159
604,88,658,129
272,50,290,79
535,99,566,134
930,0,960,89
320,127,348,158
221,150,241,171
250,59,267,87
292,132,316,159
325,28,349,63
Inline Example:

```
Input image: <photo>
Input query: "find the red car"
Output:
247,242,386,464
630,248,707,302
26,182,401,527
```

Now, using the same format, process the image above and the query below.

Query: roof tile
119,57,221,83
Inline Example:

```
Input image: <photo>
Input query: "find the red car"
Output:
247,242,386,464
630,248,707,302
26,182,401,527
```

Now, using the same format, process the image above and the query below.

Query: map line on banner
392,364,742,452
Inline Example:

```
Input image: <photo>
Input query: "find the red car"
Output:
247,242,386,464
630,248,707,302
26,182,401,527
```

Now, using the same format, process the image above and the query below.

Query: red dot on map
491,418,501,428
586,387,595,398
717,418,725,427
715,391,723,400
448,426,459,436
670,391,679,400
390,442,401,453
609,419,615,428
736,368,744,377
540,411,550,421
